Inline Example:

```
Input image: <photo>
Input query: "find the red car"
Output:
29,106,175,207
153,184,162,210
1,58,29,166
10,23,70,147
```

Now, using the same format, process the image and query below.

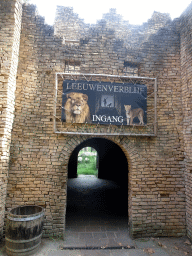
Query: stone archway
66,137,129,231
68,138,128,187
58,135,139,237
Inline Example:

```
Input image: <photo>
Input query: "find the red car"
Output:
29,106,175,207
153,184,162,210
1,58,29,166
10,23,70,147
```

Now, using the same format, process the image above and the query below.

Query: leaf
174,246,179,250
184,252,188,255
127,245,131,248
144,248,155,254
185,240,191,245
158,242,167,248
118,243,122,246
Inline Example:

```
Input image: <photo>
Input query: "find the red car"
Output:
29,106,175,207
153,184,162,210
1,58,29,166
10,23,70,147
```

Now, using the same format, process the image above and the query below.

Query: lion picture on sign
64,92,91,123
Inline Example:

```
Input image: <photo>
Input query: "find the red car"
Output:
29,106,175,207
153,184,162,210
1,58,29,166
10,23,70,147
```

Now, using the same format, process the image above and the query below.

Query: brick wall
3,4,187,239
180,2,192,240
0,0,190,239
0,0,22,238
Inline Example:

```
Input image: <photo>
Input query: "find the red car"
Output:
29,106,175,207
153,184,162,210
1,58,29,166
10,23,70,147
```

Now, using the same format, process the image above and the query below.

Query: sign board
62,80,147,126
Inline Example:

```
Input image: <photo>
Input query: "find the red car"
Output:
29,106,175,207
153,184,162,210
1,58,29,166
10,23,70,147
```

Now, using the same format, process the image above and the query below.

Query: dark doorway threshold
63,176,133,249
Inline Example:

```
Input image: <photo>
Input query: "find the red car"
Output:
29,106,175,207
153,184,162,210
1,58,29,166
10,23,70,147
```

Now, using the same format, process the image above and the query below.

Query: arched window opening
77,147,98,177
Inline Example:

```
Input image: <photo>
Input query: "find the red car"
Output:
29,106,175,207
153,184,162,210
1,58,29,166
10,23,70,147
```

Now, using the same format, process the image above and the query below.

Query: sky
26,0,192,25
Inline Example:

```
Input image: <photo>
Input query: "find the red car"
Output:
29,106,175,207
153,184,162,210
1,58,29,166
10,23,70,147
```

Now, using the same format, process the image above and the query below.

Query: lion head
124,105,132,113
64,92,91,123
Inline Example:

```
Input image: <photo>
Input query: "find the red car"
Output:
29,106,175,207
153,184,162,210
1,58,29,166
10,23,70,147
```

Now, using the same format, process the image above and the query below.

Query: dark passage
66,176,128,221
65,176,130,248
68,138,128,187
65,138,129,248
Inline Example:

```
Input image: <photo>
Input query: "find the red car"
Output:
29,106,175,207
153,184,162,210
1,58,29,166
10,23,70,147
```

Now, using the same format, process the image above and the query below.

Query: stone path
64,176,129,248
1,237,192,256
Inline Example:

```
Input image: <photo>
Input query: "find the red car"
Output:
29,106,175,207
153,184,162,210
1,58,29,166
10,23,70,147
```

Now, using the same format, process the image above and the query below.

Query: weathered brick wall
180,2,192,240
4,3,187,239
0,0,22,239
54,6,89,41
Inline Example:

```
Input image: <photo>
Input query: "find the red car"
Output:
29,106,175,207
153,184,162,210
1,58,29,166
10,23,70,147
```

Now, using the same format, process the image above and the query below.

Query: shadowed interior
66,138,128,229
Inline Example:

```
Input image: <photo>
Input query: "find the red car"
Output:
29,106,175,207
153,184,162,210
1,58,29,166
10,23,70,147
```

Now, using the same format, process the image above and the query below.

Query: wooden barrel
5,205,44,256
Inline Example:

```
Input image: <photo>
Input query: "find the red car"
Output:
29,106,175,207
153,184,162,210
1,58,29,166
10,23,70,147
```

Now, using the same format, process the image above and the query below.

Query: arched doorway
68,138,128,187
66,138,128,233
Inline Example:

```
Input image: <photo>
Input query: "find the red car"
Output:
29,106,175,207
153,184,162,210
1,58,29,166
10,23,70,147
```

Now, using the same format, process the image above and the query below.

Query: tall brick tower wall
0,0,22,239
180,2,192,240
1,0,192,240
